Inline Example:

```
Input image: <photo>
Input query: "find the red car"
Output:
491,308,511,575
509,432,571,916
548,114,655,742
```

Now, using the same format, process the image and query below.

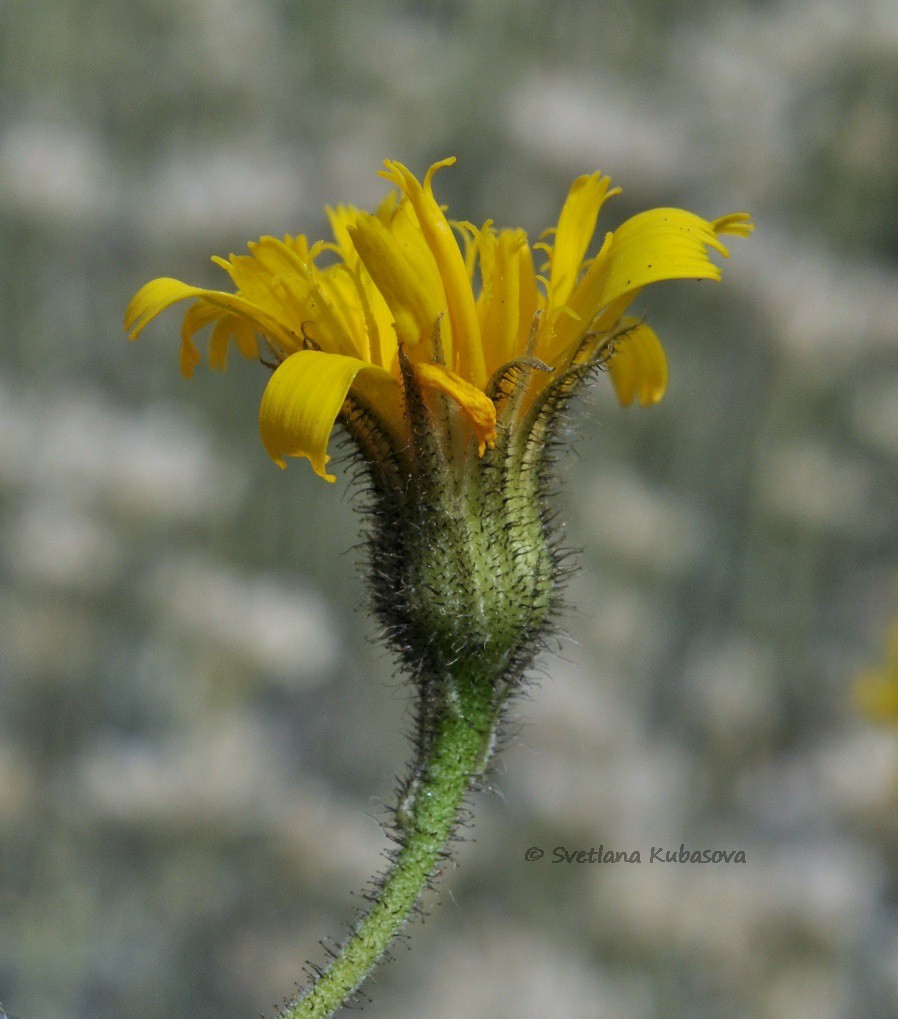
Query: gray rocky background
2,1,898,1016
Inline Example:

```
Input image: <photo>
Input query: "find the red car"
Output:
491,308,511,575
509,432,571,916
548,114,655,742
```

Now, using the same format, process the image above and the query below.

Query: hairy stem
282,678,495,1018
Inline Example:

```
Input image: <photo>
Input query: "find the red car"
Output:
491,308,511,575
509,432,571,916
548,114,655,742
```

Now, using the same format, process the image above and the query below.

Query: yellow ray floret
259,350,401,481
125,157,751,480
606,320,669,407
476,226,539,374
545,172,620,310
348,212,445,351
544,209,736,361
380,158,486,387
125,277,292,377
413,361,498,455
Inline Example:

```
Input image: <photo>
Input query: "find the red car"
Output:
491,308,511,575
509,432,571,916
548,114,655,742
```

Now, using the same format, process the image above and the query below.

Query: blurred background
2,1,898,1016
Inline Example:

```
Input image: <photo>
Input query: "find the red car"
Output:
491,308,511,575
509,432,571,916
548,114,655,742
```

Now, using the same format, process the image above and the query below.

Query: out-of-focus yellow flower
855,623,898,723
125,157,752,481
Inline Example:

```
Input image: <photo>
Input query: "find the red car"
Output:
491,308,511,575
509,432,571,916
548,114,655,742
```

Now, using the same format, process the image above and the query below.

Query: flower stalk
283,670,495,1018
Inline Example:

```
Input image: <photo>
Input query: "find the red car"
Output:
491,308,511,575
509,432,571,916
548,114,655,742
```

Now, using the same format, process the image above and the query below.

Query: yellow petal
478,229,539,374
607,321,668,407
389,198,447,301
348,212,445,350
325,204,364,265
259,350,399,481
125,277,203,339
514,239,539,355
249,238,361,359
551,209,732,357
208,319,230,371
214,237,361,359
231,318,260,361
127,278,238,378
380,159,485,387
126,275,298,357
413,361,497,455
452,217,482,281
207,315,260,371
179,300,219,378
548,173,619,307
713,212,755,238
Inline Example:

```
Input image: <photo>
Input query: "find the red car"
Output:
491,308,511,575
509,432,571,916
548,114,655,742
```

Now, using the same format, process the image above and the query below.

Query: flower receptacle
361,363,561,708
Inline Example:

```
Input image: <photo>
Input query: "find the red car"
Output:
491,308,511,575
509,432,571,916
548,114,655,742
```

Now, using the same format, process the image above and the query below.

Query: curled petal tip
713,212,755,238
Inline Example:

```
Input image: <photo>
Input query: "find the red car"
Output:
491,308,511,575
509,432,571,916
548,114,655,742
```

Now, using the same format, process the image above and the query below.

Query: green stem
282,682,494,1018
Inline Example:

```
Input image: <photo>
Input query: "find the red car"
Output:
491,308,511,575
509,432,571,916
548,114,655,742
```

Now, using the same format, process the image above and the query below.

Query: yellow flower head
125,157,752,481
